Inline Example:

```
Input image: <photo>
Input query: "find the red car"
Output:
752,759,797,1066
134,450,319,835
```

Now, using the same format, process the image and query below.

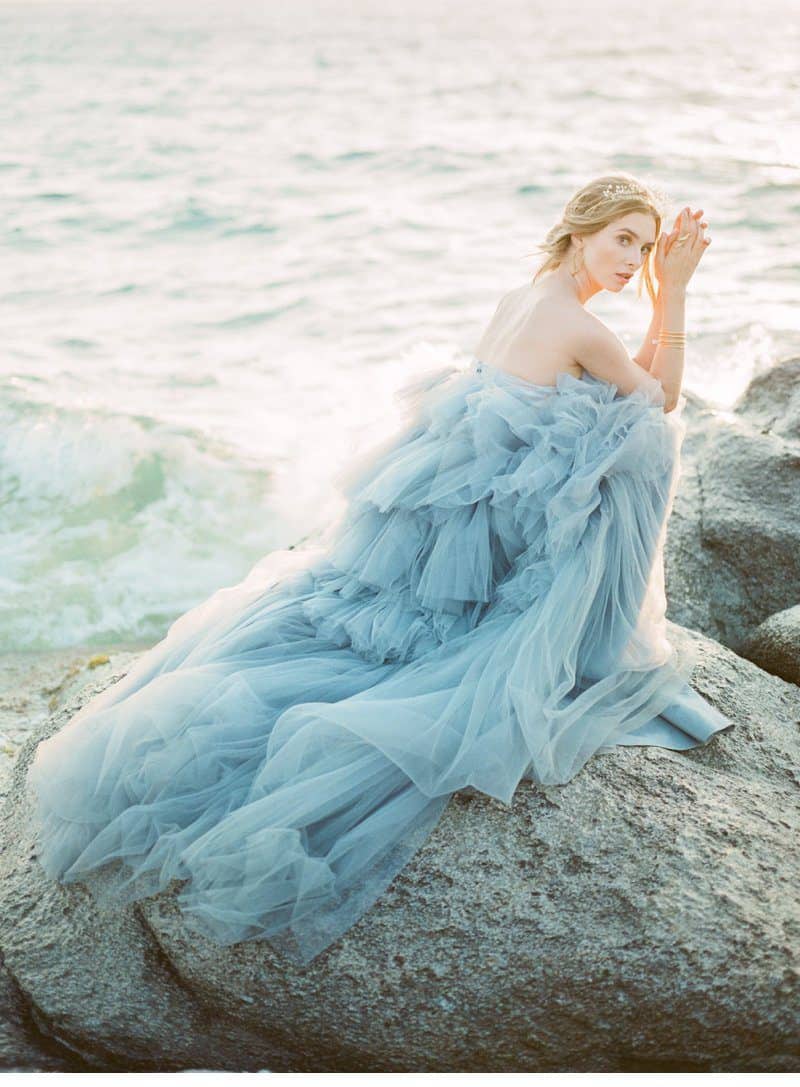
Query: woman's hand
655,206,710,292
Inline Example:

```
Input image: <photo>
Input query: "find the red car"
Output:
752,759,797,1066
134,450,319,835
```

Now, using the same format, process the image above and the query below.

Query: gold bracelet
651,330,687,346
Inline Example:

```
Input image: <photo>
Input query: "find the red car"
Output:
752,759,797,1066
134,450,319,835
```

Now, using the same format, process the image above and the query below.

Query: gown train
26,355,734,965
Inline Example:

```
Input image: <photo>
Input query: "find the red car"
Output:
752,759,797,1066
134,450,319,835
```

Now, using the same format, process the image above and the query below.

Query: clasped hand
653,206,711,290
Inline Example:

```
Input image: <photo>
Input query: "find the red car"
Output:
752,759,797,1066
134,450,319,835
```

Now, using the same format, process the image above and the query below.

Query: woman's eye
620,235,652,254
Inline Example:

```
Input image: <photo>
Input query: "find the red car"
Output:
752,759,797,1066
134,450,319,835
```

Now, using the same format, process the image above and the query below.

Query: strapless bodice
471,355,570,392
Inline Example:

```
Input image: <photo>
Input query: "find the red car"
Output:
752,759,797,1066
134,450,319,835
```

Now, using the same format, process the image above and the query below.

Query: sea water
0,0,798,655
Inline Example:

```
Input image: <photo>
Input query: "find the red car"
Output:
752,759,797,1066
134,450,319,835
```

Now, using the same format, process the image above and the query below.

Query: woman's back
473,281,585,386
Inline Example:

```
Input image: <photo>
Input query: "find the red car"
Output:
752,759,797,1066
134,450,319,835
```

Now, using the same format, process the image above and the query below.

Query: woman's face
580,212,657,292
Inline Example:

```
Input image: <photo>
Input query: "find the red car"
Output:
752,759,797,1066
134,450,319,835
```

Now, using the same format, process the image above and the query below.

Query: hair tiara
602,182,643,199
600,180,670,207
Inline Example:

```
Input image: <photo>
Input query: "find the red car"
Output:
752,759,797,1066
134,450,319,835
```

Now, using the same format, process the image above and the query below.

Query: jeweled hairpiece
601,180,670,207
602,182,644,200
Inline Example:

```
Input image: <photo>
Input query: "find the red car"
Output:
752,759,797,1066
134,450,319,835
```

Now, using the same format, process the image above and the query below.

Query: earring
569,246,584,277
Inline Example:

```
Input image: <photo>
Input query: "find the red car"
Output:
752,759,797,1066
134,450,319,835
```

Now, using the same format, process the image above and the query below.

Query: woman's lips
617,273,631,282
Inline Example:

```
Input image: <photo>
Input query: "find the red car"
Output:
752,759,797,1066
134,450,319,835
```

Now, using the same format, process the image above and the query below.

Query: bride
26,172,732,967
475,182,708,404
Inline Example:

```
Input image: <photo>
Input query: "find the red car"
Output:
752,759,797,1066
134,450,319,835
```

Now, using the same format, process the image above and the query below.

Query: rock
1,626,798,1072
740,605,800,685
734,357,800,442
666,358,800,657
0,647,149,811
0,955,83,1071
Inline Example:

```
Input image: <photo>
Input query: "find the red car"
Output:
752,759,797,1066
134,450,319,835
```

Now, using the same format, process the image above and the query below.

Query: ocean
1,0,798,654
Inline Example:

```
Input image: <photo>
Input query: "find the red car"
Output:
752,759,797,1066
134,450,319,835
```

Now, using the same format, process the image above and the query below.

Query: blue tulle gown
27,355,734,965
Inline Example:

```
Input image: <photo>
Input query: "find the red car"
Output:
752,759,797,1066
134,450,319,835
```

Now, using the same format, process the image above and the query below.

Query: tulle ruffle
27,355,733,965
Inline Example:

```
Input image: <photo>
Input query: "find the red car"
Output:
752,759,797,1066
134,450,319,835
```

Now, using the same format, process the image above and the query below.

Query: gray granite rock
0,956,85,1071
666,357,800,658
740,605,800,685
1,625,798,1072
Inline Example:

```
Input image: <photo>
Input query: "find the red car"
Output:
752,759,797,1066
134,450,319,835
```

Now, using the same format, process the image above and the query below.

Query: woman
27,173,734,967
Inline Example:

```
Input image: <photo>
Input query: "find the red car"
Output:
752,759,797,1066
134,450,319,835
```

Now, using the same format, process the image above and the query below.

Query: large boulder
665,357,800,662
0,626,797,1072
740,605,800,686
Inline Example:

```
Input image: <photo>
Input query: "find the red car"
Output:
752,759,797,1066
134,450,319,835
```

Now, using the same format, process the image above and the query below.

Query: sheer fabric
27,356,733,965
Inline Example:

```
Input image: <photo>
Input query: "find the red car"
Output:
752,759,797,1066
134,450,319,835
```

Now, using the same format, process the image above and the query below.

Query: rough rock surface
0,956,90,1072
740,605,800,686
666,358,800,656
1,625,798,1073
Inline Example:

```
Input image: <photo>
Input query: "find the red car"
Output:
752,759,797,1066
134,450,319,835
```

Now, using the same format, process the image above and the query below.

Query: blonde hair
530,172,668,308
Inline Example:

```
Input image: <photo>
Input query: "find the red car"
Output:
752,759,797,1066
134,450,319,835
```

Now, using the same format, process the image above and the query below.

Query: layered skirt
27,356,734,965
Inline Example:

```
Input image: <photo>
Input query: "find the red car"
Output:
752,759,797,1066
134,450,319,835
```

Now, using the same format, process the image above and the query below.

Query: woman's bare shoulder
567,306,626,353
517,289,596,346
529,298,616,355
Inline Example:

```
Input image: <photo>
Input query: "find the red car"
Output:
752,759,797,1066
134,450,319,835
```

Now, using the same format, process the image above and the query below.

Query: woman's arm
633,208,706,373
632,288,664,373
648,286,686,411
571,311,675,411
